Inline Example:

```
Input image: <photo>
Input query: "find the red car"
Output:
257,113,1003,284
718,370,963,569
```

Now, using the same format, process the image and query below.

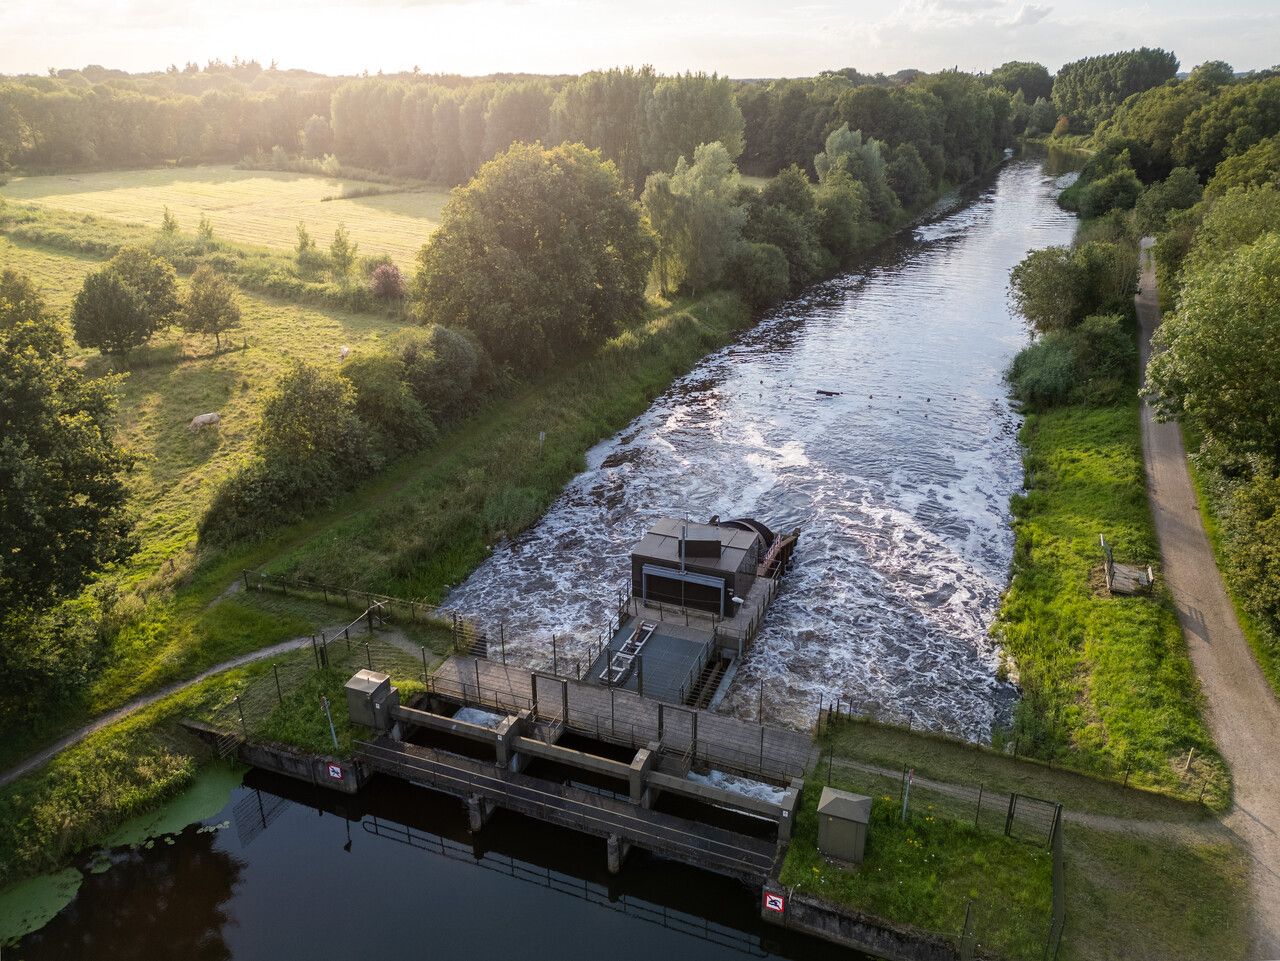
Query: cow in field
188,412,221,432
339,345,350,361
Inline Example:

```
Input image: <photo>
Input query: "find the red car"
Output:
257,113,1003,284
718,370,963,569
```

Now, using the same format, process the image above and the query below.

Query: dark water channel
446,154,1079,739
15,770,860,961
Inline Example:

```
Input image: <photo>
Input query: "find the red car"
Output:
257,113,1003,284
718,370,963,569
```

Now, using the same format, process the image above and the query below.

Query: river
445,155,1079,740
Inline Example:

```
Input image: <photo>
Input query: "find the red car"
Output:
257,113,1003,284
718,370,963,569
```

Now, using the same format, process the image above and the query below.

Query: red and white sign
327,763,344,781
763,892,785,914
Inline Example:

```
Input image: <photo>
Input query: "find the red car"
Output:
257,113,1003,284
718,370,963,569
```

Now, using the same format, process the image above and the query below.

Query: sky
2,0,1277,78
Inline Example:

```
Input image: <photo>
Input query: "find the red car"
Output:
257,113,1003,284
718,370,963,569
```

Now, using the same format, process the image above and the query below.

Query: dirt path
0,635,317,790
1138,237,1280,957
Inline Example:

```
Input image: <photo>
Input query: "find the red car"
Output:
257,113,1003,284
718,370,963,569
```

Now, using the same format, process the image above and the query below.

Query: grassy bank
997,399,1227,805
798,719,1247,961
781,781,1053,959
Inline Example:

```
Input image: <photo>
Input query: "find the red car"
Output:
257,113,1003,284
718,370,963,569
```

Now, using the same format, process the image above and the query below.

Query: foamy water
444,159,1078,741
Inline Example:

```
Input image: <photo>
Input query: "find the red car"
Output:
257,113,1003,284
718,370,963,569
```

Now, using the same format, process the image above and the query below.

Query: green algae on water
104,763,245,850
0,868,82,945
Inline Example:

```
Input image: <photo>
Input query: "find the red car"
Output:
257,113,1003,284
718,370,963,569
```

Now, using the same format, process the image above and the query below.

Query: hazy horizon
4,0,1277,79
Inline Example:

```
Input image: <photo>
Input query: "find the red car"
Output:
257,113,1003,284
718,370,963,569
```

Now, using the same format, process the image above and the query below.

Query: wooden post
975,784,983,828
242,570,250,591
421,645,429,683
552,636,559,676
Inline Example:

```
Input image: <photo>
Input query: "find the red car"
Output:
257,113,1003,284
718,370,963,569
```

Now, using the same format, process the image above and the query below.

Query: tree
1,270,135,697
991,61,1053,103
1206,134,1280,198
295,221,319,269
642,141,746,295
301,113,332,158
814,123,899,221
550,67,657,187
886,143,930,209
1135,167,1202,234
197,214,214,242
416,142,654,372
71,269,153,355
814,168,872,261
726,241,789,307
340,353,432,456
107,246,179,329
180,265,241,349
1052,48,1179,129
330,223,357,278
1146,232,1280,462
160,206,178,234
397,324,492,422
645,72,745,174
744,166,828,290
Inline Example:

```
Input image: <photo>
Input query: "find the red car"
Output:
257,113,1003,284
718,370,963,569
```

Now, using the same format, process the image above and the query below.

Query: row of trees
3,60,1056,185
70,246,241,355
1051,48,1180,131
328,69,744,187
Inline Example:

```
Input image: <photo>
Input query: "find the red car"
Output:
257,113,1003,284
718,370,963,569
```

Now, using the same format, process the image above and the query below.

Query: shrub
369,263,405,301
340,353,434,457
1051,115,1071,138
726,241,790,307
397,324,494,422
1007,335,1079,407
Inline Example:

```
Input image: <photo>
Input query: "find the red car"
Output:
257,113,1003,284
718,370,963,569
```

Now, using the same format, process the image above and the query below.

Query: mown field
0,165,450,266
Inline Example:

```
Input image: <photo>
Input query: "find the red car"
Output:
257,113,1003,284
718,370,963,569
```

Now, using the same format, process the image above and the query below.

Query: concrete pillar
506,711,534,772
606,834,630,874
629,743,657,805
467,794,493,833
778,778,803,844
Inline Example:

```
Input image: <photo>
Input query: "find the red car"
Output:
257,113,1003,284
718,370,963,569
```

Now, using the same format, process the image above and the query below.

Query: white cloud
1008,4,1053,27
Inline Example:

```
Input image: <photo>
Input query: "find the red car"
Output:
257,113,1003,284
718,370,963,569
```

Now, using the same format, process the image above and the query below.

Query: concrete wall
181,720,367,795
760,881,959,961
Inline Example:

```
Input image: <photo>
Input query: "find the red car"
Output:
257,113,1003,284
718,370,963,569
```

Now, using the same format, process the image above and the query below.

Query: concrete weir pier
347,659,812,882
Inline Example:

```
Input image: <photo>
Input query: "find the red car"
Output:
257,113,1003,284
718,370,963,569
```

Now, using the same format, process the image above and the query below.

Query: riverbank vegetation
1046,58,1280,697
999,204,1229,803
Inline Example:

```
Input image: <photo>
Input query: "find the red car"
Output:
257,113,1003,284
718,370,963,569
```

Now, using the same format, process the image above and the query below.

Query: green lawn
781,778,1053,960
812,719,1248,961
996,400,1227,805
0,165,450,267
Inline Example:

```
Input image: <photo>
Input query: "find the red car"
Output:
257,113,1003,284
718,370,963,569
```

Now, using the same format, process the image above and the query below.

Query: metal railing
356,739,774,876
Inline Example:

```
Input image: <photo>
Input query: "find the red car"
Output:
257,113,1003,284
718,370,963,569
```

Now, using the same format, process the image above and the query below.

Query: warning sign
763,892,785,914
327,763,344,781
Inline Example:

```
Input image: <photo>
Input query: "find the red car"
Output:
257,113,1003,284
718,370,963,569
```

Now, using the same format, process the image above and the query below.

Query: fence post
242,570,250,592
474,659,482,702
759,725,765,771
1048,802,1062,851
552,636,559,676
500,623,506,665
310,635,319,670
610,688,615,736
976,783,984,829
273,664,283,705
366,642,373,670
758,679,764,723
1005,793,1018,837
236,696,247,737
421,645,429,683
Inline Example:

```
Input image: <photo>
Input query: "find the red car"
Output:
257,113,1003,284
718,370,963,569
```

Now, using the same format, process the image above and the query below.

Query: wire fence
814,743,1067,959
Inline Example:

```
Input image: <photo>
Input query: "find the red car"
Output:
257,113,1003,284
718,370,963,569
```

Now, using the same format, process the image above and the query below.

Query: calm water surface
446,157,1078,739
16,771,861,961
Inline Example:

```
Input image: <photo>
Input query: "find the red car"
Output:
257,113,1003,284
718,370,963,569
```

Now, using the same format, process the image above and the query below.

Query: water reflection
19,770,860,961
444,159,1079,739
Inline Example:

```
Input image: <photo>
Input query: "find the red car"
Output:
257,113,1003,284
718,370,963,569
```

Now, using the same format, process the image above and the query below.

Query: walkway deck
429,655,814,783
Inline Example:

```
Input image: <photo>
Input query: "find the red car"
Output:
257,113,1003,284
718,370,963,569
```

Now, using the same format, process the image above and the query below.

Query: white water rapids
444,159,1079,740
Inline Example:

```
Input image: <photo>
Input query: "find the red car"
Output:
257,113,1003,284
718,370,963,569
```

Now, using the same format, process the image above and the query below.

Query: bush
1079,167,1143,218
200,363,378,544
1008,313,1134,410
340,353,434,457
726,241,790,307
369,262,405,301
1008,335,1079,407
397,324,494,422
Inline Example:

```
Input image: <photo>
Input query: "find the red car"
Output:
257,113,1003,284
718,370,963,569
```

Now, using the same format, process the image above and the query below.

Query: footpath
1137,237,1280,957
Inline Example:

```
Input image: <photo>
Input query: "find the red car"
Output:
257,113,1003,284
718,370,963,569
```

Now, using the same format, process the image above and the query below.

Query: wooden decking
429,655,814,783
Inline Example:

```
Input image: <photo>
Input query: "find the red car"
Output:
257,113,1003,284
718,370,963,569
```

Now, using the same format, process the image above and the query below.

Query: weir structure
348,658,812,882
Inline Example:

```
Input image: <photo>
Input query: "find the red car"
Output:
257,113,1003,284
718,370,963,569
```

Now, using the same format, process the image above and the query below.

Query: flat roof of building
633,517,761,576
